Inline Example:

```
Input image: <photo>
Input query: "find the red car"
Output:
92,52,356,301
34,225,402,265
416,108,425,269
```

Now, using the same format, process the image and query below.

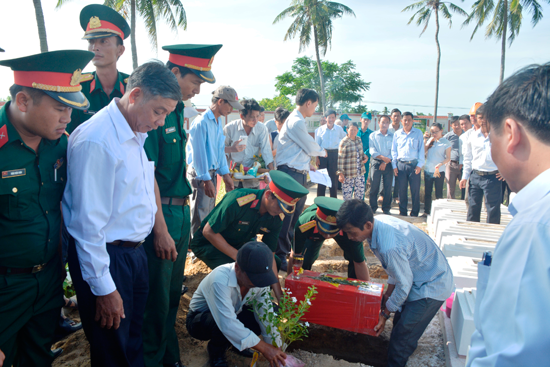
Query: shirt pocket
0,175,35,221
408,138,418,150
162,128,182,164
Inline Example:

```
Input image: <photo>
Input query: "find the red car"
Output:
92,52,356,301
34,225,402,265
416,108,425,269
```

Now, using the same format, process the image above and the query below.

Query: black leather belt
451,160,459,164
0,261,49,275
161,197,189,206
277,165,308,175
107,240,145,249
473,169,498,176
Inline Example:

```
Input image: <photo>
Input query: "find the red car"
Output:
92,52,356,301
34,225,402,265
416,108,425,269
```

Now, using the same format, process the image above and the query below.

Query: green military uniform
190,170,309,270
66,71,129,133
141,44,222,367
293,198,366,279
66,4,131,134
0,50,94,366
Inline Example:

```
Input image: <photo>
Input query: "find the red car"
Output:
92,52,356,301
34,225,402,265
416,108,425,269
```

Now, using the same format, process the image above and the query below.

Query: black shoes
52,348,63,359
383,210,392,215
230,346,254,358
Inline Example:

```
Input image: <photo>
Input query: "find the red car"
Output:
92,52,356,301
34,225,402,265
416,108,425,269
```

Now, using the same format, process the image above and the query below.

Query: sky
1,0,550,116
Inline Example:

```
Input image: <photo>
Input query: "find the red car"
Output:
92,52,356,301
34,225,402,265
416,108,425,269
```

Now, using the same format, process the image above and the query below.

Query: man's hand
95,290,125,329
338,173,345,183
496,172,505,181
414,166,421,175
310,164,317,172
374,314,387,337
203,180,216,198
459,179,467,189
394,168,398,177
323,149,328,157
223,173,235,192
459,164,463,170
315,156,320,167
380,162,387,171
255,341,287,367
154,230,177,262
231,139,246,152
0,348,5,367
362,155,368,164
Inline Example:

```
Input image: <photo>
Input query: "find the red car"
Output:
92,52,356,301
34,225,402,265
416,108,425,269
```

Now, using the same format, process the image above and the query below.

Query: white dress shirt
315,123,346,150
461,128,498,180
62,99,157,296
458,127,474,165
264,118,277,134
189,263,281,351
467,168,550,367
224,119,274,167
276,109,325,171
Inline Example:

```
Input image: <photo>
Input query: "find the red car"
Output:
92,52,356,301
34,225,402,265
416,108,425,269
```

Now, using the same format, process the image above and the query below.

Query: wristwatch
380,310,391,320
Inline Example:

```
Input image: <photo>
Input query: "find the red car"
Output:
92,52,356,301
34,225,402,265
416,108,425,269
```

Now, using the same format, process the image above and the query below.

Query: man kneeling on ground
186,242,286,367
336,200,453,367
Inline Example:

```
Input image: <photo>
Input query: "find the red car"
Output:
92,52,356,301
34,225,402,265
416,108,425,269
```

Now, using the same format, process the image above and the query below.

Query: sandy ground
52,189,442,367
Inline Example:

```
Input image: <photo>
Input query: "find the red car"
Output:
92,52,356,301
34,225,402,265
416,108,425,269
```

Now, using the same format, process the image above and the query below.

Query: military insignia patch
70,69,82,86
299,220,317,233
260,227,270,233
279,213,285,221
80,73,95,83
89,16,102,29
2,168,26,179
54,158,64,170
0,125,8,149
165,127,176,134
237,194,256,207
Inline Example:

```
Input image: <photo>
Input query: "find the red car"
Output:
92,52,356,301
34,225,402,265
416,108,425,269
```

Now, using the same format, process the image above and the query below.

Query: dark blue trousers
424,171,445,215
467,172,502,224
370,160,393,213
68,238,149,367
387,298,443,367
397,161,421,216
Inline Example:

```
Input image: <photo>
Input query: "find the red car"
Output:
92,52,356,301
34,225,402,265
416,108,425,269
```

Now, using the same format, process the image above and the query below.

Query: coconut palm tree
463,0,548,85
274,0,355,113
33,0,48,52
403,1,467,125
56,0,187,70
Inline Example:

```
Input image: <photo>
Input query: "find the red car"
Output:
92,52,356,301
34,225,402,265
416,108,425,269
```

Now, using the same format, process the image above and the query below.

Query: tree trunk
433,5,441,127
499,0,508,84
313,25,326,114
131,0,138,70
32,0,48,53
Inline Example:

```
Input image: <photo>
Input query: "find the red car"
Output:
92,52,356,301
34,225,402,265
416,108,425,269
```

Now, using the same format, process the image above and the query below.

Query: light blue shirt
425,137,452,173
264,119,277,134
276,109,325,171
186,108,230,181
368,215,453,313
369,130,394,159
467,168,550,367
391,127,425,169
315,124,346,150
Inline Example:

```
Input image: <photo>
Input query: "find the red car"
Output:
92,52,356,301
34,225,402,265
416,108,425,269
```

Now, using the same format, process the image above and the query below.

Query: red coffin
285,270,385,336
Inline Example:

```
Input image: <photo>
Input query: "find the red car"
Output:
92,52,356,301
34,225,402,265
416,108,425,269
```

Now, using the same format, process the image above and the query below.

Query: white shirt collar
108,98,139,145
508,168,550,217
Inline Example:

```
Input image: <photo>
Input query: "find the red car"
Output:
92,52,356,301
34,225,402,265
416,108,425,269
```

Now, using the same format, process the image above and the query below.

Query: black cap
236,242,278,288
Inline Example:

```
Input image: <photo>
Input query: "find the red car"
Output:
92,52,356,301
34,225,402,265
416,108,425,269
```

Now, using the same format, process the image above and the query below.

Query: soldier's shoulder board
299,220,317,233
236,193,256,207
123,77,129,84
80,73,95,83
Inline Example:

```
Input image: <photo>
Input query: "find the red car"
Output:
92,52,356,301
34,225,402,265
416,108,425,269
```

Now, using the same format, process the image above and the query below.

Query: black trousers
186,305,261,357
370,160,393,213
317,149,338,198
467,172,502,224
424,171,445,215
68,238,149,367
276,166,308,269
397,161,421,216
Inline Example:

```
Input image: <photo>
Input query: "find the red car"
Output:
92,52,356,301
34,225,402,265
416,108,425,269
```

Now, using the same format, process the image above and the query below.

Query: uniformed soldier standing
190,170,309,300
66,4,131,133
0,50,94,367
141,44,222,367
289,197,371,281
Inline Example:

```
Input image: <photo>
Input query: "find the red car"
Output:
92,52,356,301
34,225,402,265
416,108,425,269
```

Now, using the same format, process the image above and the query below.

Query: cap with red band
162,44,223,84
80,4,131,40
314,197,344,234
0,50,95,110
268,170,309,216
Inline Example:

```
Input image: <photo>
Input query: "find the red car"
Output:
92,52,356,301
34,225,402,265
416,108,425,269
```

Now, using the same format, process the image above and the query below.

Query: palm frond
55,0,75,8
403,0,430,13
137,0,158,51
273,5,299,25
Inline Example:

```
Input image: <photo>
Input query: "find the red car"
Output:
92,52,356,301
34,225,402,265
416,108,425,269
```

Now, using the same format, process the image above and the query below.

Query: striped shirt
368,215,453,312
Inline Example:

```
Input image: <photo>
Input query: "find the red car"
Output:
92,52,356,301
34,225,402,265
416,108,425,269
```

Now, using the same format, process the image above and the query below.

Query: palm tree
56,0,187,70
274,0,355,113
33,0,48,52
463,0,548,85
403,1,467,125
